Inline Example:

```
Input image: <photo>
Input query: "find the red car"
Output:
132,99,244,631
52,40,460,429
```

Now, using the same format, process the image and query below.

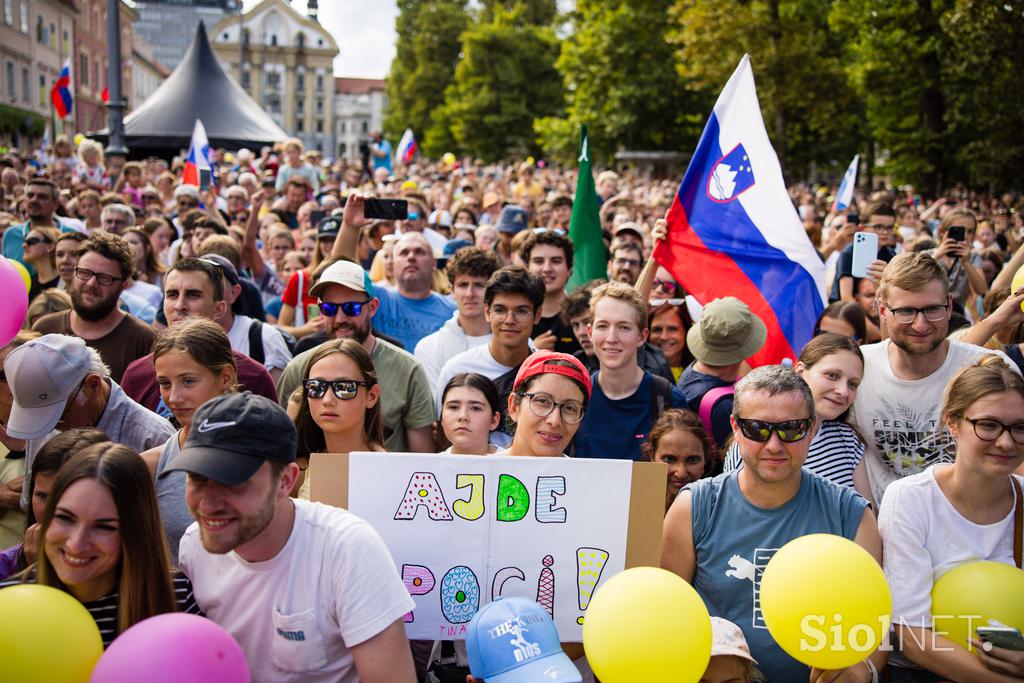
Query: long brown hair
294,339,384,458
36,443,176,637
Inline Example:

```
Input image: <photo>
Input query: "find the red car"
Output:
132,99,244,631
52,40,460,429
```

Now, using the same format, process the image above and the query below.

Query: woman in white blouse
879,356,1024,682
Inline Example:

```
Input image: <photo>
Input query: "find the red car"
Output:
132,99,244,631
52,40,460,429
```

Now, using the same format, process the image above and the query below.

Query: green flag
567,124,606,290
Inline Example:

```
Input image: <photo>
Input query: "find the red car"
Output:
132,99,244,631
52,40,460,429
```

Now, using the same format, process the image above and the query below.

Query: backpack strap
648,374,674,418
1012,476,1022,569
698,386,734,442
247,319,266,365
295,270,306,326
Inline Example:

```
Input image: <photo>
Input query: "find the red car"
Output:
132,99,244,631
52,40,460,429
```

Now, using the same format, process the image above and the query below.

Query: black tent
91,22,287,158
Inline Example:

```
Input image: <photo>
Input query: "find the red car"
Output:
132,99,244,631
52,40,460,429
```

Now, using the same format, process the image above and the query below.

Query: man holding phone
929,207,988,313
830,201,898,306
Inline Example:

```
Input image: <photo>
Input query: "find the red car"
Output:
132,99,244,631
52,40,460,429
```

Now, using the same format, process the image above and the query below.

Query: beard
890,330,945,356
330,317,371,343
71,285,121,322
197,483,277,555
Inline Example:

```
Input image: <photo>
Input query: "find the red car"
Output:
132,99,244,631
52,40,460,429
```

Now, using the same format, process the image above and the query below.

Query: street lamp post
105,0,128,157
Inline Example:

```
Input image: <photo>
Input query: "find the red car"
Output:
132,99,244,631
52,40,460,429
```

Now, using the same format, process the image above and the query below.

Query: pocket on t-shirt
271,607,328,673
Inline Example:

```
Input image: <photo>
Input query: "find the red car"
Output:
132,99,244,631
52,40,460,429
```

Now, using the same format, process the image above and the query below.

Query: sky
244,0,399,79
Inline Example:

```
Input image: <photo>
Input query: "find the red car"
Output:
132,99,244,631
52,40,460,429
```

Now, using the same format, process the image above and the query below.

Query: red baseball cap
512,351,592,399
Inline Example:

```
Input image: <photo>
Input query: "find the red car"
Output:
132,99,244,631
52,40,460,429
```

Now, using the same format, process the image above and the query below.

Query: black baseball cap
161,393,296,485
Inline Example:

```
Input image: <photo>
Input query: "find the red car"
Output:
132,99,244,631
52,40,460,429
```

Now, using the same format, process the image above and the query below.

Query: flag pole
105,0,128,158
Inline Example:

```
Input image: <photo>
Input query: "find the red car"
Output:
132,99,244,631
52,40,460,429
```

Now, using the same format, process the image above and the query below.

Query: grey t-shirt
156,432,193,565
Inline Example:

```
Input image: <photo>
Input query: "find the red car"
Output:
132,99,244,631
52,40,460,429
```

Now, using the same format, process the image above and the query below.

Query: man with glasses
520,230,581,354
851,251,1017,505
31,232,156,383
830,201,897,304
276,260,436,453
5,334,174,511
2,177,77,266
608,240,644,285
662,365,883,682
435,266,546,447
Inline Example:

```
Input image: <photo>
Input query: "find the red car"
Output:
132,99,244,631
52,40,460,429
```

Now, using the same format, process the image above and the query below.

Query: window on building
315,98,323,113
49,22,55,49
296,32,305,50
6,63,14,100
339,143,346,156
63,29,68,55
3,0,11,26
38,74,45,107
80,54,89,85
21,66,28,101
316,75,323,92
18,1,26,32
362,121,368,133
340,122,346,133
36,15,43,42
241,69,250,90
95,59,101,92
242,29,249,47
315,119,323,133
296,118,304,133
297,72,304,91
270,34,277,47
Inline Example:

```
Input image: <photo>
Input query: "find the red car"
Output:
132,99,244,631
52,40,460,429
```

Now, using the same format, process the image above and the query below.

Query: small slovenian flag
397,128,416,165
50,59,73,119
832,154,859,212
654,54,825,367
182,119,213,187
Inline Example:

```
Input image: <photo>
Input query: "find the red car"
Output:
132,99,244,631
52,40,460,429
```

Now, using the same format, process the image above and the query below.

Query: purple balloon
90,613,249,683
0,258,28,348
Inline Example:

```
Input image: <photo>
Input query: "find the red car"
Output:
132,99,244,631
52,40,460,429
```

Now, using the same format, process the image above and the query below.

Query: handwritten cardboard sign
310,452,665,641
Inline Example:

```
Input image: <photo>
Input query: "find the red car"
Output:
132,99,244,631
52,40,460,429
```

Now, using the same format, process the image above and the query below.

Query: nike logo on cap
196,419,237,433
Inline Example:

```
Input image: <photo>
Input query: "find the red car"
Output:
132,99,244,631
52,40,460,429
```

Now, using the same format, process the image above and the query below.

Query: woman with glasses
22,226,60,301
503,351,592,458
293,339,385,495
144,318,237,561
880,356,1024,682
723,333,873,505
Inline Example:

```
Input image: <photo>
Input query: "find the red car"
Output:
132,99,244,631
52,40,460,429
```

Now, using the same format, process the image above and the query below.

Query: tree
535,0,706,165
480,0,557,25
384,0,470,156
671,0,864,180
440,6,563,160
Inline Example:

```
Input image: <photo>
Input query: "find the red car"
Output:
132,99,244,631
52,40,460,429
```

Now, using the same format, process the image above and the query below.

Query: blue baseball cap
466,598,581,683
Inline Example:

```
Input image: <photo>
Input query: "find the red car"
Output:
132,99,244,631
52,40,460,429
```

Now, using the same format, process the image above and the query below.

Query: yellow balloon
0,584,103,682
1012,264,1024,312
760,534,891,670
583,567,711,682
442,152,456,165
73,133,85,146
6,258,30,293
525,156,535,166
932,561,1024,650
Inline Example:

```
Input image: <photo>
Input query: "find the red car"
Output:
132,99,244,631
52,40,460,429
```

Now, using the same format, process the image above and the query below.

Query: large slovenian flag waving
654,55,825,367
182,119,213,187
397,128,417,165
832,154,859,212
50,60,73,119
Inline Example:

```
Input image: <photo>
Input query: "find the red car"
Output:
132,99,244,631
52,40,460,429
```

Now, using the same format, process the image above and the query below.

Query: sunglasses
23,236,50,247
735,417,813,443
302,378,371,400
318,299,370,318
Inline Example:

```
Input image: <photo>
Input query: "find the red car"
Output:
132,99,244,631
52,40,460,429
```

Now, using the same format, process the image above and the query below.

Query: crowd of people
0,133,1022,682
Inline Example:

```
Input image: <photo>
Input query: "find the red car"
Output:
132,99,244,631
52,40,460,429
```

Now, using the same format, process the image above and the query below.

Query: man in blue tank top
661,366,885,682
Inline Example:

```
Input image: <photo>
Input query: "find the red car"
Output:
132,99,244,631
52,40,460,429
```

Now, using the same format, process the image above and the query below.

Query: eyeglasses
302,378,372,400
613,257,642,268
519,392,585,425
863,223,895,232
74,267,125,286
318,299,371,318
488,304,534,321
735,417,813,443
962,417,1024,444
881,301,949,325
23,236,50,247
532,227,566,236
651,278,677,292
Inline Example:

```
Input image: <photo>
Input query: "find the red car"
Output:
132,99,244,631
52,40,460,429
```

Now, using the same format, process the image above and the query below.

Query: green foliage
441,6,564,161
384,0,470,156
480,0,558,26
535,0,706,164
671,0,864,179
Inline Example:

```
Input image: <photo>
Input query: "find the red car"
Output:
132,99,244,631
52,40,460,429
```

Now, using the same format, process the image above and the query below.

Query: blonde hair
77,139,104,166
942,355,1024,423
589,281,648,331
283,137,304,153
878,251,949,300
939,207,978,235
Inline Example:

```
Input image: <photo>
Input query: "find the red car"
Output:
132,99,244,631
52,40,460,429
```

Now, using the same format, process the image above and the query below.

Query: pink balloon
0,258,28,348
89,613,249,683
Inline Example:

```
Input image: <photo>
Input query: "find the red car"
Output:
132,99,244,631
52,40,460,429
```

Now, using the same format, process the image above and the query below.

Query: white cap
4,334,93,439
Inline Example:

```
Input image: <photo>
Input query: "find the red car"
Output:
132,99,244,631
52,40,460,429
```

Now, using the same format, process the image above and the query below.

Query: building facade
211,0,337,154
74,0,138,135
132,40,170,108
132,0,232,72
334,77,387,162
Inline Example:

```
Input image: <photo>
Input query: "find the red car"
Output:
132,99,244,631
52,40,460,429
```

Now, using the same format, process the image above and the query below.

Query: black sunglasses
735,417,813,443
318,300,371,318
303,378,371,400
23,236,50,247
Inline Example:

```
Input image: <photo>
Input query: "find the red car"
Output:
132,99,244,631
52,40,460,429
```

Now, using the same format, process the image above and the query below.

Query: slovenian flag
397,128,416,165
654,55,825,367
832,154,859,212
182,119,213,187
50,60,73,119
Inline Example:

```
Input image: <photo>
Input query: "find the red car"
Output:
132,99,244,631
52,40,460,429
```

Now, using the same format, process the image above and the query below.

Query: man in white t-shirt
851,251,1016,504
435,266,545,445
414,247,497,391
165,392,415,683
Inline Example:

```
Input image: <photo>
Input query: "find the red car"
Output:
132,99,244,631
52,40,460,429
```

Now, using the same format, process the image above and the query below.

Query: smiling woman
503,351,592,458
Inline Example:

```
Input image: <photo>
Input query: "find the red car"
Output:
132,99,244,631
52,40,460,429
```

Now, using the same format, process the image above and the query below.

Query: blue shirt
373,287,455,352
688,469,868,681
573,371,687,461
372,139,393,172
2,219,78,274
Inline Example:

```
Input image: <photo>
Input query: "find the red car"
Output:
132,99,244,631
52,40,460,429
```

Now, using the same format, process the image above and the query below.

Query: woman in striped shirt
15,442,199,646
724,333,875,507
